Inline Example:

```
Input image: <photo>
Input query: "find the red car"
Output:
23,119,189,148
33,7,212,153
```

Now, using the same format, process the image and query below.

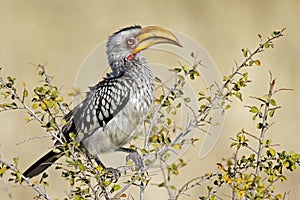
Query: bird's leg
117,147,144,171
95,155,121,183
87,153,121,183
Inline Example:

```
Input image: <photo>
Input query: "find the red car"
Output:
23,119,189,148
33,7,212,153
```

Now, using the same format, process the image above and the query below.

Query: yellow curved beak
133,26,182,54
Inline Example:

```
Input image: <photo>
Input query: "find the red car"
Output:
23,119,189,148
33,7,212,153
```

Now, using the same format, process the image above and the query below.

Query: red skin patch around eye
127,53,135,60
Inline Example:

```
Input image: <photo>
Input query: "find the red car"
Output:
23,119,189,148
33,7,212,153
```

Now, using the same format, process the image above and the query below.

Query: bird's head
106,25,182,76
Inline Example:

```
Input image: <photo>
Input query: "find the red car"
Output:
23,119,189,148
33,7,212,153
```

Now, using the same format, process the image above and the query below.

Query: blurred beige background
1,0,300,199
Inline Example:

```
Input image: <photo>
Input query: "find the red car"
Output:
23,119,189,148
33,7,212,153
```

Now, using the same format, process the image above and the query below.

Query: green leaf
249,59,254,66
243,72,248,81
198,91,205,96
269,109,275,117
13,157,19,165
250,106,259,113
141,149,148,154
176,102,181,108
182,65,189,72
249,154,255,161
16,172,22,183
269,99,277,106
242,48,248,57
52,148,61,153
235,91,243,101
166,106,172,113
257,123,263,129
225,104,231,110
230,142,237,148
177,74,185,82
154,77,162,83
265,139,272,147
170,185,176,190
111,184,121,192
272,30,281,36
172,68,181,73
264,42,270,48
261,94,269,102
166,118,172,126
258,33,262,39
66,157,74,164
184,97,191,103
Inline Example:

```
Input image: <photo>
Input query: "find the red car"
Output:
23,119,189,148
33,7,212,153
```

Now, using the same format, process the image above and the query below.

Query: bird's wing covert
62,77,131,139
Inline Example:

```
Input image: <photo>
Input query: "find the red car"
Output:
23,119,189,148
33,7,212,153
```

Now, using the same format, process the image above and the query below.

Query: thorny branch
150,29,286,199
0,76,43,124
175,173,219,200
160,158,174,199
0,159,51,200
36,64,67,116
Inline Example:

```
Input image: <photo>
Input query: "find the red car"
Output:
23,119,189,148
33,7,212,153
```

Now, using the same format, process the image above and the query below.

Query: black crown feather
112,25,142,35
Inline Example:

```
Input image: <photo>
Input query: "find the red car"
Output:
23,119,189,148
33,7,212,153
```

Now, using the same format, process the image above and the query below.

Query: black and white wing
62,77,131,141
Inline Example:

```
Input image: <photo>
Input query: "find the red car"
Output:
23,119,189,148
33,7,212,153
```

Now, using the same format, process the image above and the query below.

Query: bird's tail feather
23,149,62,178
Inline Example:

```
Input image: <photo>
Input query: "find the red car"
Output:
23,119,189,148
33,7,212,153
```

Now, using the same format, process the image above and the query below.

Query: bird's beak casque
133,26,182,54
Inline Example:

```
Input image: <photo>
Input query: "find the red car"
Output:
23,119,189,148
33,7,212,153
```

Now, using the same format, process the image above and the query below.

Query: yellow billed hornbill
23,25,182,178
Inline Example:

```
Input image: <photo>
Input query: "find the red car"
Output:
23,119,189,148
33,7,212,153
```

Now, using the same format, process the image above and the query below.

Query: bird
23,25,182,178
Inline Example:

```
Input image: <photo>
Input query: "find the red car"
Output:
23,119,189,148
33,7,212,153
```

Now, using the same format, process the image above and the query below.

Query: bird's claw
126,152,144,171
104,167,121,183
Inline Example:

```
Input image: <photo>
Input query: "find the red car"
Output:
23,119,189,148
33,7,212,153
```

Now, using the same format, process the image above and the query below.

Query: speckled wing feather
62,76,131,141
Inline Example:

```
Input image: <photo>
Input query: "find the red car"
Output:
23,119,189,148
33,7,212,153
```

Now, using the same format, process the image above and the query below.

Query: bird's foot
103,167,121,183
126,152,144,171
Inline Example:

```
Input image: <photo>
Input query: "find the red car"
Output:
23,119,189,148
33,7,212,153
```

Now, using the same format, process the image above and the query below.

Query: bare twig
159,158,174,199
175,173,219,200
139,179,145,200
255,72,274,175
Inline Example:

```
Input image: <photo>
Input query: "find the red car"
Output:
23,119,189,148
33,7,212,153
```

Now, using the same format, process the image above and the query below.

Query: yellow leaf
56,96,63,102
96,165,103,172
238,190,245,198
40,103,47,110
172,144,182,150
223,175,232,184
153,143,158,148
24,117,30,122
126,159,134,167
0,167,7,175
255,60,261,66
103,179,111,187
23,89,28,98
173,169,179,175
32,103,39,109
61,119,67,125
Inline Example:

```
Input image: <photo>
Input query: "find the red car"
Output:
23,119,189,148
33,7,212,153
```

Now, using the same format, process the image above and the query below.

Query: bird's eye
126,38,134,45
